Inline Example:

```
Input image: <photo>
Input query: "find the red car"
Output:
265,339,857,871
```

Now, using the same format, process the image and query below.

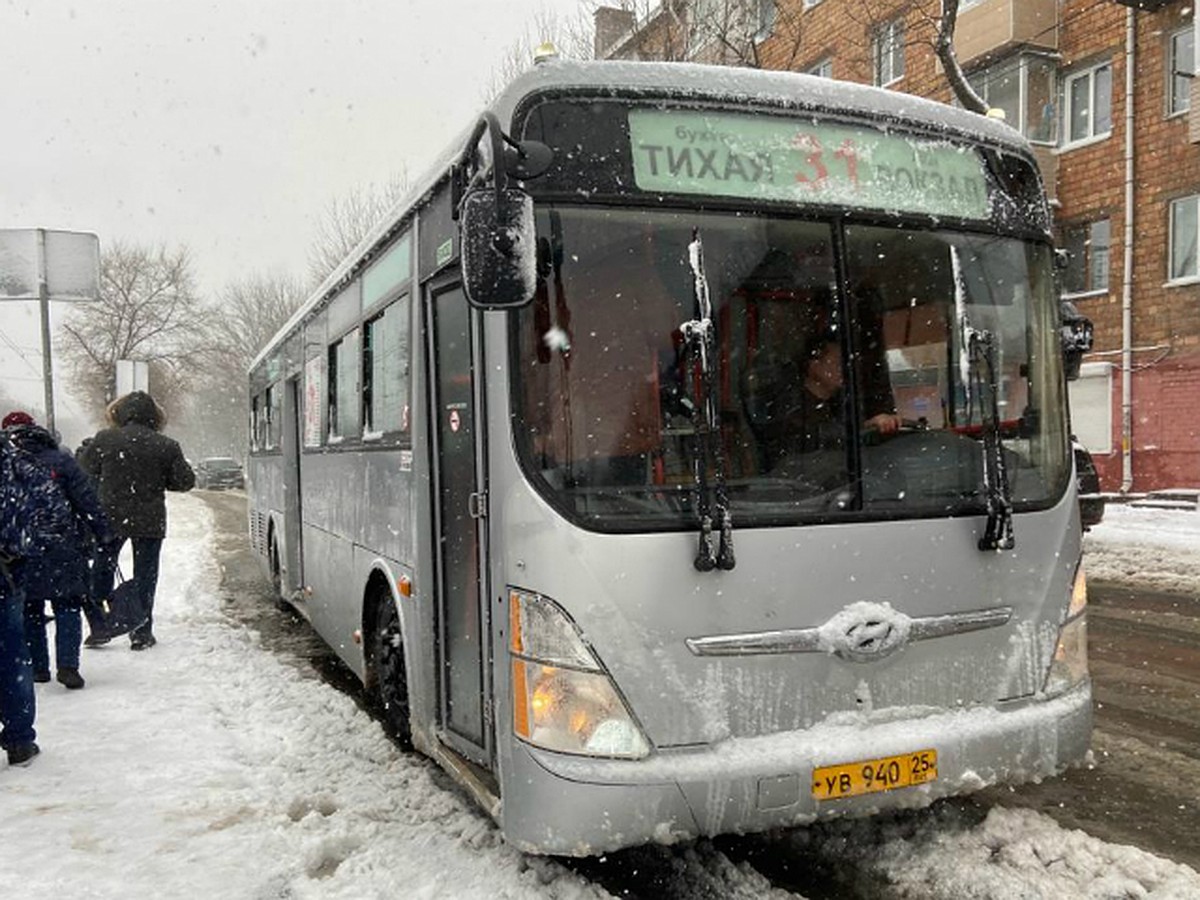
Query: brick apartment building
593,0,1200,492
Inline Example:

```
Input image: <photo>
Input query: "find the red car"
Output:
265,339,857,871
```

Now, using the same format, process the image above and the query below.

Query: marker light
509,590,650,759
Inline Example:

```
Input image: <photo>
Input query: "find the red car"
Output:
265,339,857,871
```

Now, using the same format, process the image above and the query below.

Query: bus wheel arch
364,572,413,750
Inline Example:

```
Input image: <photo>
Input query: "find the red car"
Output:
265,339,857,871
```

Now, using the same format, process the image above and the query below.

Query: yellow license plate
812,749,938,801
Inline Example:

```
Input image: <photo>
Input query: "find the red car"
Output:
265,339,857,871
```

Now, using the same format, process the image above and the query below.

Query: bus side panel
297,448,417,677
247,452,285,576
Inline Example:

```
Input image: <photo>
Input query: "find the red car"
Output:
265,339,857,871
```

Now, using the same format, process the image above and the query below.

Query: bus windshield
513,206,1068,531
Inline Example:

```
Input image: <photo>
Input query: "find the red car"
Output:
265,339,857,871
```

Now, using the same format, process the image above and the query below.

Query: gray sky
0,0,588,431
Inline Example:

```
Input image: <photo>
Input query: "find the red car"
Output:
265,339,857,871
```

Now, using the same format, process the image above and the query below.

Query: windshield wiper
953,247,1014,551
681,229,734,571
969,328,1014,550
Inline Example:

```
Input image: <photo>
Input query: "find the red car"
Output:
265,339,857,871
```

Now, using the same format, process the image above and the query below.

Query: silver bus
247,59,1092,856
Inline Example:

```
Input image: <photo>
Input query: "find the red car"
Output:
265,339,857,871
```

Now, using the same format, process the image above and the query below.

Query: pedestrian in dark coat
3,412,110,689
0,559,37,766
78,392,195,651
0,432,38,767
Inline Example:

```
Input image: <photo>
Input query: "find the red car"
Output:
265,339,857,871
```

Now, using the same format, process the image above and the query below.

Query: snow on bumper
500,682,1092,856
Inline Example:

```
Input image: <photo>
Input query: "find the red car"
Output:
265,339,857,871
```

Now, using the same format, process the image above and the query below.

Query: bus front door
428,283,490,765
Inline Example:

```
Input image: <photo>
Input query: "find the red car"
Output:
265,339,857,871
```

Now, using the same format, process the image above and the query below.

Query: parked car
195,457,244,490
1073,439,1104,530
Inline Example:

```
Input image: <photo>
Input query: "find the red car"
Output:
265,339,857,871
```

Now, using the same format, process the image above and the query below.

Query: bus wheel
371,596,413,750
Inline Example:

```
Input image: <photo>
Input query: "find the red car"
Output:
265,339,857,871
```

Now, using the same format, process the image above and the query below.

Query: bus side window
362,296,411,439
250,395,260,452
328,329,361,442
266,383,281,450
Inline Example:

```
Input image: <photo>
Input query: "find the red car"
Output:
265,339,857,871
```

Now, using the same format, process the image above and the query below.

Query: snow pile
775,803,1199,899
1083,502,1200,594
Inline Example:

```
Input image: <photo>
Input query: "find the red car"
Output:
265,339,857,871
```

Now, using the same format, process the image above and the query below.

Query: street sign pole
36,229,57,434
0,227,100,436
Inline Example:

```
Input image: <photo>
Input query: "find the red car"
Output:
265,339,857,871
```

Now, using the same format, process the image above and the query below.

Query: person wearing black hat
3,411,110,689
77,392,194,651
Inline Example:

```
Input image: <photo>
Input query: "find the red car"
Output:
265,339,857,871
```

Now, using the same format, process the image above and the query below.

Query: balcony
954,0,1058,68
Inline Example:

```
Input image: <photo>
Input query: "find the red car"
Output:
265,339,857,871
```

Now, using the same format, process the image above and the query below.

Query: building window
1062,220,1111,296
756,0,776,35
873,19,905,86
968,55,1057,145
1063,62,1112,146
1168,27,1194,117
806,58,833,78
1170,196,1199,281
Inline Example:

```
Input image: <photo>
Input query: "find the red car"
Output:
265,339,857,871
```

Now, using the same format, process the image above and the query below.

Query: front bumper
499,682,1092,856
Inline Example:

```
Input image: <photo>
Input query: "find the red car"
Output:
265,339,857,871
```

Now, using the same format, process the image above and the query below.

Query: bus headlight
509,590,650,759
1043,564,1089,696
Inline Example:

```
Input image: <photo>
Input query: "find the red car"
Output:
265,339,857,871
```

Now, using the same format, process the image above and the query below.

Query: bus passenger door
428,283,490,765
281,375,303,595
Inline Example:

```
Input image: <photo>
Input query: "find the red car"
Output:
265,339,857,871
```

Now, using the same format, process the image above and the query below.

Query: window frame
1167,26,1194,119
1169,194,1200,284
326,327,361,443
1060,219,1112,298
754,0,776,40
873,19,905,87
361,294,412,443
263,382,280,451
967,53,1058,145
250,394,262,453
1062,60,1113,149
806,57,833,79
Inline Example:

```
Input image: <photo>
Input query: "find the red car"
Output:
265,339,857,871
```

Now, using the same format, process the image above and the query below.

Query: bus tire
371,594,413,750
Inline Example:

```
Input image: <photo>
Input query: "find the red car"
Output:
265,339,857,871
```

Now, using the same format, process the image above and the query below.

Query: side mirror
460,187,536,309
1060,300,1093,381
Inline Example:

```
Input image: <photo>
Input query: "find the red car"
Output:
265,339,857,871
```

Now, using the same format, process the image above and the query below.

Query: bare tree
488,6,598,96
687,1,809,69
931,0,986,113
178,273,307,460
307,173,410,287
590,0,691,61
589,0,983,109
206,274,307,376
832,0,986,110
58,242,208,426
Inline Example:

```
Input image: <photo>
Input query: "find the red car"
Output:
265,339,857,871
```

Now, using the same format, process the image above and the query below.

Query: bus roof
495,59,1029,152
252,59,1034,373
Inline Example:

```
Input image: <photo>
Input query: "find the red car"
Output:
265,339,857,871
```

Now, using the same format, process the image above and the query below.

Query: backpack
0,432,77,561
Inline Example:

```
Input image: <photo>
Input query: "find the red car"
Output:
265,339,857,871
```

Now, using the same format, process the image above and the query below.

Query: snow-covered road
1,495,1198,899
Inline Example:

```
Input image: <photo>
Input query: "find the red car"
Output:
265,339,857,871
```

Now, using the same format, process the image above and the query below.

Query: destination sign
628,109,991,220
